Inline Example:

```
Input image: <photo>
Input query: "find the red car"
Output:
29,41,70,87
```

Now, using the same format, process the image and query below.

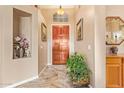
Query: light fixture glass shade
57,6,64,15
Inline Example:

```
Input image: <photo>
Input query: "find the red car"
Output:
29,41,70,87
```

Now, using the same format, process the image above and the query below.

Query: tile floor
17,65,73,88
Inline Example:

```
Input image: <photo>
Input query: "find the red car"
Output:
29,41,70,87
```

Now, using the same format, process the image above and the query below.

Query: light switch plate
88,45,91,50
40,46,43,48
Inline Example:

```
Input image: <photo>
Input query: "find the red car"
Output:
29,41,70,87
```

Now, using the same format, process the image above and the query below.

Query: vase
19,48,24,58
23,48,26,57
110,46,118,54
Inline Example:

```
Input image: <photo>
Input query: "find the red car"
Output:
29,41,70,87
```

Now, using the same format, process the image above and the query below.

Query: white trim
50,24,71,65
88,84,93,88
5,76,38,88
38,65,47,76
47,63,52,65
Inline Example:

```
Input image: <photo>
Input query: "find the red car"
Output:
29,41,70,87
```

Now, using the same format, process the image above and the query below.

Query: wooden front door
52,25,69,65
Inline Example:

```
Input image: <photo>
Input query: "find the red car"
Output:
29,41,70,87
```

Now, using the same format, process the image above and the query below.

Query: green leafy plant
67,53,91,86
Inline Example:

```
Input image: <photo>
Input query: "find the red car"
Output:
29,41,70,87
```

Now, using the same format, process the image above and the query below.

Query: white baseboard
5,76,38,88
88,84,93,88
47,63,52,65
38,65,47,76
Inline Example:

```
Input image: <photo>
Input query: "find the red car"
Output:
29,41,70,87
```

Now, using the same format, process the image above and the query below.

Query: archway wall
0,6,38,85
41,8,75,65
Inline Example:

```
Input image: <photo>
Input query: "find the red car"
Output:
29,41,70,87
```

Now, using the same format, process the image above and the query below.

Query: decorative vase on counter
110,46,118,54
19,48,24,58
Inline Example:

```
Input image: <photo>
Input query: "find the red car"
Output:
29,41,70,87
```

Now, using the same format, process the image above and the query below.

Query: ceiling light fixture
57,5,64,15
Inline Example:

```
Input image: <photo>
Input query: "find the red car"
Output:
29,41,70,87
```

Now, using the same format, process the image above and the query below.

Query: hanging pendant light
57,5,64,15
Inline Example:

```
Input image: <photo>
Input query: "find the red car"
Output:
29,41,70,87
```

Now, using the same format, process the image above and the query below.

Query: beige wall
75,5,95,87
0,20,1,83
106,6,124,54
0,8,3,83
41,8,75,65
0,5,38,85
13,11,19,39
38,8,47,74
106,6,124,19
75,6,106,87
94,6,106,87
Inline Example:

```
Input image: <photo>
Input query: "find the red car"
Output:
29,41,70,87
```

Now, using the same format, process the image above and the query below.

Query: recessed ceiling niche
13,8,32,59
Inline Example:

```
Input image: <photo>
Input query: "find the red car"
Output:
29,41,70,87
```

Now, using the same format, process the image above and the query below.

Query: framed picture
41,23,47,42
76,18,83,41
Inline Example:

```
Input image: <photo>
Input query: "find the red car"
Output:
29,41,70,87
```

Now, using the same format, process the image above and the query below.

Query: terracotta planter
72,80,90,88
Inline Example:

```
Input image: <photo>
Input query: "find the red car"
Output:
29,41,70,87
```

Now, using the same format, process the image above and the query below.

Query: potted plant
66,53,91,87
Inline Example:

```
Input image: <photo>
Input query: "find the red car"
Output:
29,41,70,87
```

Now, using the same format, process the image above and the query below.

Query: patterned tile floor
17,65,73,88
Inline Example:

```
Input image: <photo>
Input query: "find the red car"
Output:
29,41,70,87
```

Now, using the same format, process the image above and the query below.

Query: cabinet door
106,57,122,88
123,59,124,87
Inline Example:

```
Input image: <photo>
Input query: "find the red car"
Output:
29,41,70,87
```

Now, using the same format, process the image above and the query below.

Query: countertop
106,54,124,58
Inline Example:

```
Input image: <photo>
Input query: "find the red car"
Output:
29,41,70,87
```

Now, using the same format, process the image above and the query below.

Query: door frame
51,24,71,65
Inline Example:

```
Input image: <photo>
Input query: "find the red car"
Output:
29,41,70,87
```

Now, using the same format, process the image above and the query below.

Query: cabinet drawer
107,57,122,64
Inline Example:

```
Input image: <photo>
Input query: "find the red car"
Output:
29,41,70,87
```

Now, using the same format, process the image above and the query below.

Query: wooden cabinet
106,57,122,88
123,59,124,87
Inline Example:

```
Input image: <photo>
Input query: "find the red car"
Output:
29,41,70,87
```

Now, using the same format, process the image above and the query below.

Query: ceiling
39,5,78,9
